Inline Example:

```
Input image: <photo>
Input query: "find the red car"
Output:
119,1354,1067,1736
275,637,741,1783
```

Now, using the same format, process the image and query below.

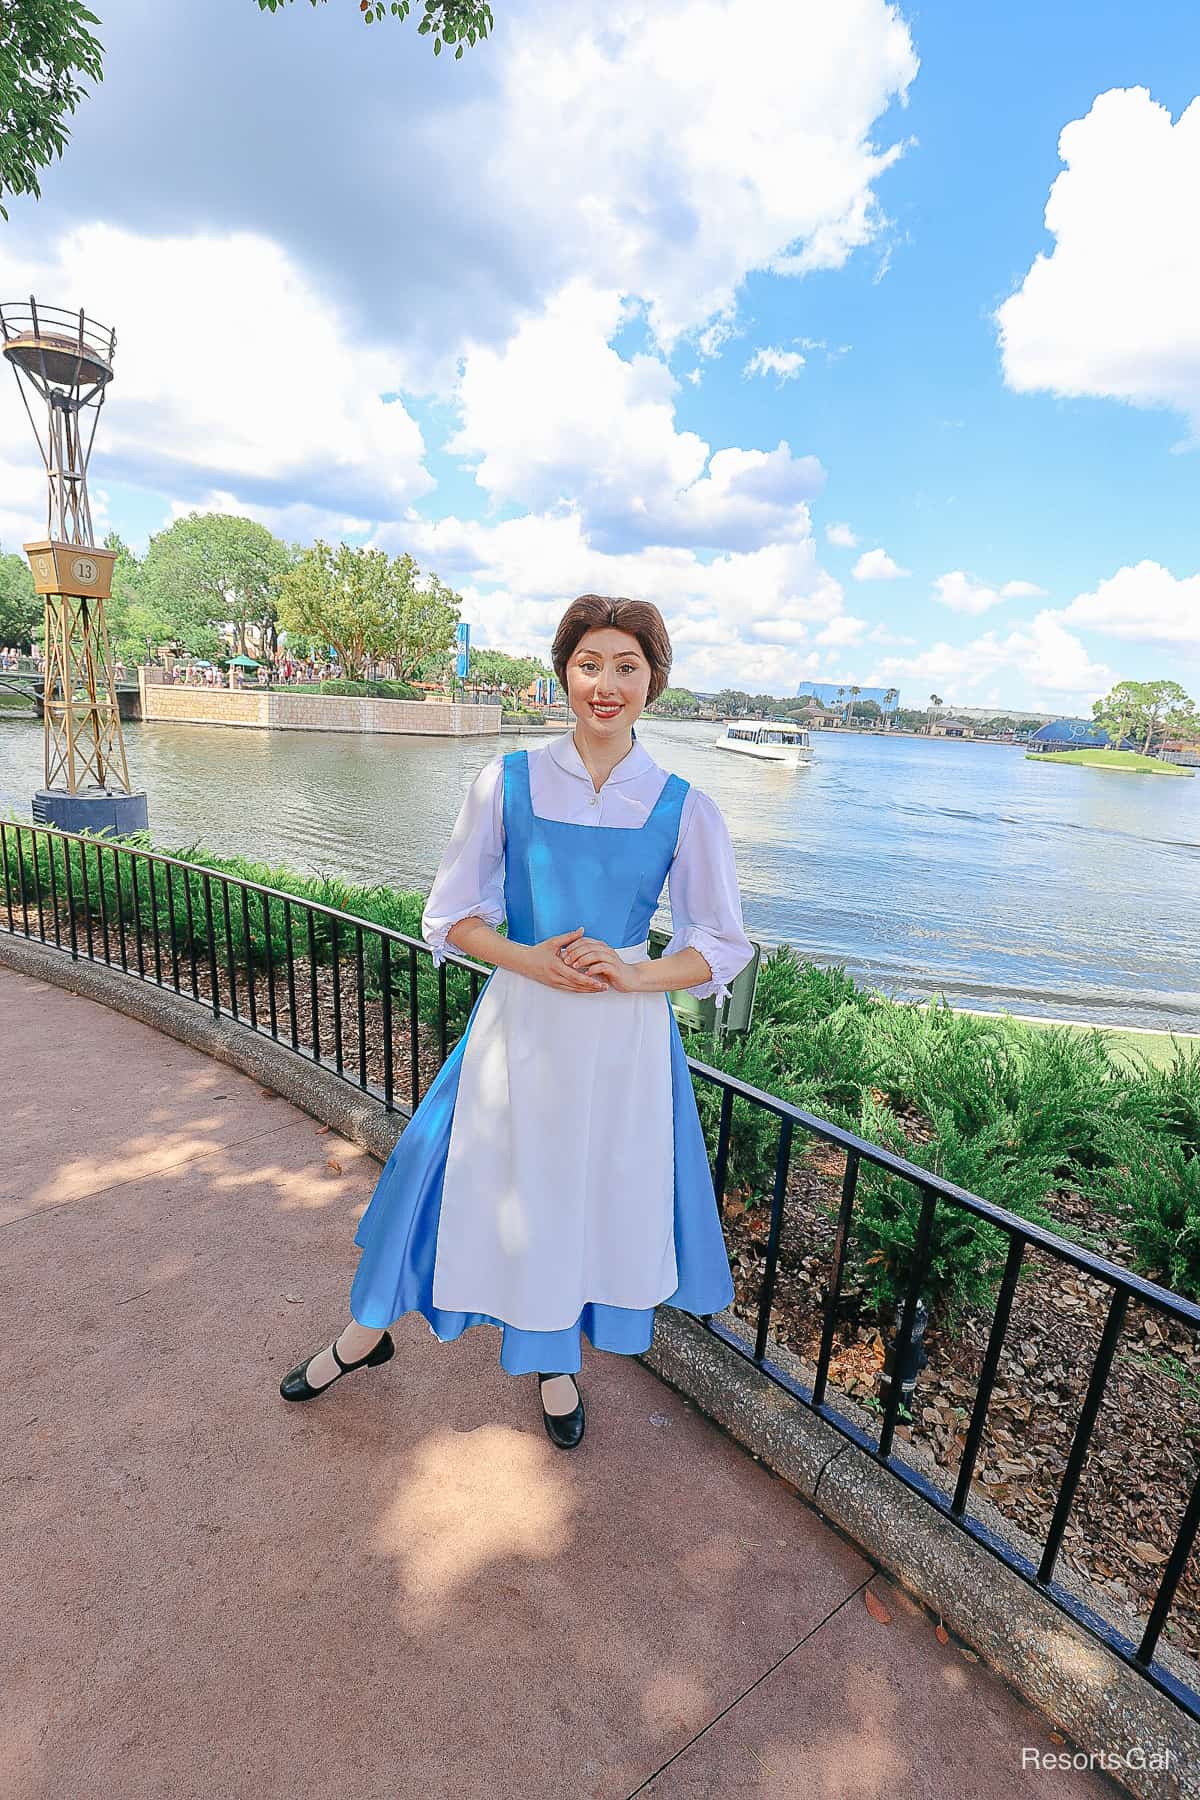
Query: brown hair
551,595,672,708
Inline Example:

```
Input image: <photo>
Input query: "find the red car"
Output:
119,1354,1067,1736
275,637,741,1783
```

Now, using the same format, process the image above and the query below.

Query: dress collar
546,725,655,786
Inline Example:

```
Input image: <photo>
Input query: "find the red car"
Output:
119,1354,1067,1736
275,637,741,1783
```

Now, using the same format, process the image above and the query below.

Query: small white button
590,793,599,805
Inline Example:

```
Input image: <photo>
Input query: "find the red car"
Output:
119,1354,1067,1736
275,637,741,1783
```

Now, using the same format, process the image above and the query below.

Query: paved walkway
0,964,1117,1799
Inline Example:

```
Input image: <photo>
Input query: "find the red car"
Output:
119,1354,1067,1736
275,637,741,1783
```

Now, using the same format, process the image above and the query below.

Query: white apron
430,940,678,1331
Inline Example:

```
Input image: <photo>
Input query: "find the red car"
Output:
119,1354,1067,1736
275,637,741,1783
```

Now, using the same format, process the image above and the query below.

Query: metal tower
0,297,148,835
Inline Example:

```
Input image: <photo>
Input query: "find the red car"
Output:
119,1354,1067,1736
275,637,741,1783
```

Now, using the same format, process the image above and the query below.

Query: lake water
2,715,1197,1032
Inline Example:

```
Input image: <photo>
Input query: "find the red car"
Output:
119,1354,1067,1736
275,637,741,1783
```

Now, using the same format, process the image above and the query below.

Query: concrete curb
643,1313,1198,1800
2,931,1197,1798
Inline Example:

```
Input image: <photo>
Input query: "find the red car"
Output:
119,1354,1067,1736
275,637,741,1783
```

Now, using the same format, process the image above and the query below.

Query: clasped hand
526,925,644,994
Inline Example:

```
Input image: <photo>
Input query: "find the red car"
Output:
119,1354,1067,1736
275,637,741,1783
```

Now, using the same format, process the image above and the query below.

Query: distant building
1157,740,1200,768
930,716,974,738
794,681,900,712
1026,720,1134,754
946,705,1053,725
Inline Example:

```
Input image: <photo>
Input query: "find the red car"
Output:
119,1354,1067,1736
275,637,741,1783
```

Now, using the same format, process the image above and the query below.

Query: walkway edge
643,1322,1198,1799
1,932,1195,1798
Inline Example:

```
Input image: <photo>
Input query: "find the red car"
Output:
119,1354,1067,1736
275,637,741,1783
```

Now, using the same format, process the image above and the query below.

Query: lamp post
1,297,148,835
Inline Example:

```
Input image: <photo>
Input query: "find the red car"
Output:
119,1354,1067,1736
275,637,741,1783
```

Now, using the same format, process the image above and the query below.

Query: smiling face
566,628,651,741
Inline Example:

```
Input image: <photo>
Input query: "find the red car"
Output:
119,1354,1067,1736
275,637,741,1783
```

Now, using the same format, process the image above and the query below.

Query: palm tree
847,683,861,728
884,686,898,730
835,683,846,725
928,693,943,733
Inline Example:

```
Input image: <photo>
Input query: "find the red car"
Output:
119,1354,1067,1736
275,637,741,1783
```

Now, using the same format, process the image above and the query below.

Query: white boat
713,719,812,765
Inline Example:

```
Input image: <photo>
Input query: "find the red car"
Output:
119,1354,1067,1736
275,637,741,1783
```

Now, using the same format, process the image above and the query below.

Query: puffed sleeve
421,752,507,968
663,788,755,1003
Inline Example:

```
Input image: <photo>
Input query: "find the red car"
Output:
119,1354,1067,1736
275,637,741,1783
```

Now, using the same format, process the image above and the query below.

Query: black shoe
279,1329,395,1402
537,1372,585,1449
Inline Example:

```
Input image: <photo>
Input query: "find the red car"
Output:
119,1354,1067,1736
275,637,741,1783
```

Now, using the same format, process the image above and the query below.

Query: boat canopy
722,720,808,741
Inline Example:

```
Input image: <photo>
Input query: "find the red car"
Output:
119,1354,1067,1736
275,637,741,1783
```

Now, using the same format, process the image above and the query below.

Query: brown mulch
719,1130,1200,1671
10,896,1199,1672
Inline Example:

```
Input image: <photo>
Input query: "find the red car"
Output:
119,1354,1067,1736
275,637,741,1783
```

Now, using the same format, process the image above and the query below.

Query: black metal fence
2,818,1197,1720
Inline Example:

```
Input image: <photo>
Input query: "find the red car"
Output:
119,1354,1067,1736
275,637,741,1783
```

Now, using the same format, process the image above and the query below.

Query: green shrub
317,678,423,700
870,1000,1020,1136
1008,1024,1117,1174
774,1004,878,1114
1081,1116,1200,1297
1116,1045,1200,1157
847,1096,1057,1320
689,1026,829,1207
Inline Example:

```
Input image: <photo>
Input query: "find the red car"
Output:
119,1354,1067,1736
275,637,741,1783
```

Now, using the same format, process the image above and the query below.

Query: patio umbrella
228,655,261,668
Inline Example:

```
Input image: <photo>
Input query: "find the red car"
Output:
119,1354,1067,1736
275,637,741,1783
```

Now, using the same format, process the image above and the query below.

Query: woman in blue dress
279,595,755,1448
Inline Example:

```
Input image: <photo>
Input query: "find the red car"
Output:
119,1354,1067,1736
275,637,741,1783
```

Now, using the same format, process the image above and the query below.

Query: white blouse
421,728,756,1003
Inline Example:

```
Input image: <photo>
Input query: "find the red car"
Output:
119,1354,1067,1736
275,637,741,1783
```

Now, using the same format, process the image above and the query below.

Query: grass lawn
1026,747,1192,775
965,1007,1199,1070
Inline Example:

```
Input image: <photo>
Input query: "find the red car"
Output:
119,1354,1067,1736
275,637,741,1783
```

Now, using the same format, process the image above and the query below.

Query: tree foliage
276,540,461,681
1093,679,1197,754
462,645,548,702
0,547,40,648
255,0,494,58
0,1,104,219
140,513,291,659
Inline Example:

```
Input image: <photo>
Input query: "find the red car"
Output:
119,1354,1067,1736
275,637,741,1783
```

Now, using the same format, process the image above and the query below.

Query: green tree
883,686,899,729
846,682,862,727
655,684,700,718
713,688,752,719
1093,679,1196,755
928,692,943,732
140,513,290,659
464,646,547,706
97,531,178,665
0,1,104,219
0,547,39,649
255,0,494,58
276,540,461,682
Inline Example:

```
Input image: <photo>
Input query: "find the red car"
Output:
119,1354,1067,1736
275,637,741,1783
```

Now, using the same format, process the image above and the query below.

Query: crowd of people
0,647,345,685
162,655,341,688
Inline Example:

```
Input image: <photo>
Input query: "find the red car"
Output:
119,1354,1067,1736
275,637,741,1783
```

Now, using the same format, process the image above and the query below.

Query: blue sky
1,0,1196,711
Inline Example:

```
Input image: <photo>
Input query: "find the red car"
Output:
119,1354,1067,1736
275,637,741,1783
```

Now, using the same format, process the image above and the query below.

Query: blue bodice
501,748,689,950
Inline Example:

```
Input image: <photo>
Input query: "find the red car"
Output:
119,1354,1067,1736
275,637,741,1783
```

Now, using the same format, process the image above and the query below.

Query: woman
279,595,754,1449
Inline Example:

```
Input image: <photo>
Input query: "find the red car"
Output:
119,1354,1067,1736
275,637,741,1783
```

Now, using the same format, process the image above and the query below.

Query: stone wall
135,670,501,736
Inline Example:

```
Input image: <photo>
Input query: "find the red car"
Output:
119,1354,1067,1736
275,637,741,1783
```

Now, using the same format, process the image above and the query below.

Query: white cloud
447,280,825,552
0,223,431,533
996,88,1200,437
933,571,1043,616
697,316,740,360
744,346,806,383
825,521,859,548
685,368,703,386
853,547,911,580
868,612,1115,709
816,615,869,647
488,0,920,351
165,492,373,547
366,505,851,694
1062,560,1200,645
14,1,917,390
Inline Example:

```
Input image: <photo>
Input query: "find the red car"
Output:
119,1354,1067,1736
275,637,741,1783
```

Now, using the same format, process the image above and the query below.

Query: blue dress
348,746,735,1374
